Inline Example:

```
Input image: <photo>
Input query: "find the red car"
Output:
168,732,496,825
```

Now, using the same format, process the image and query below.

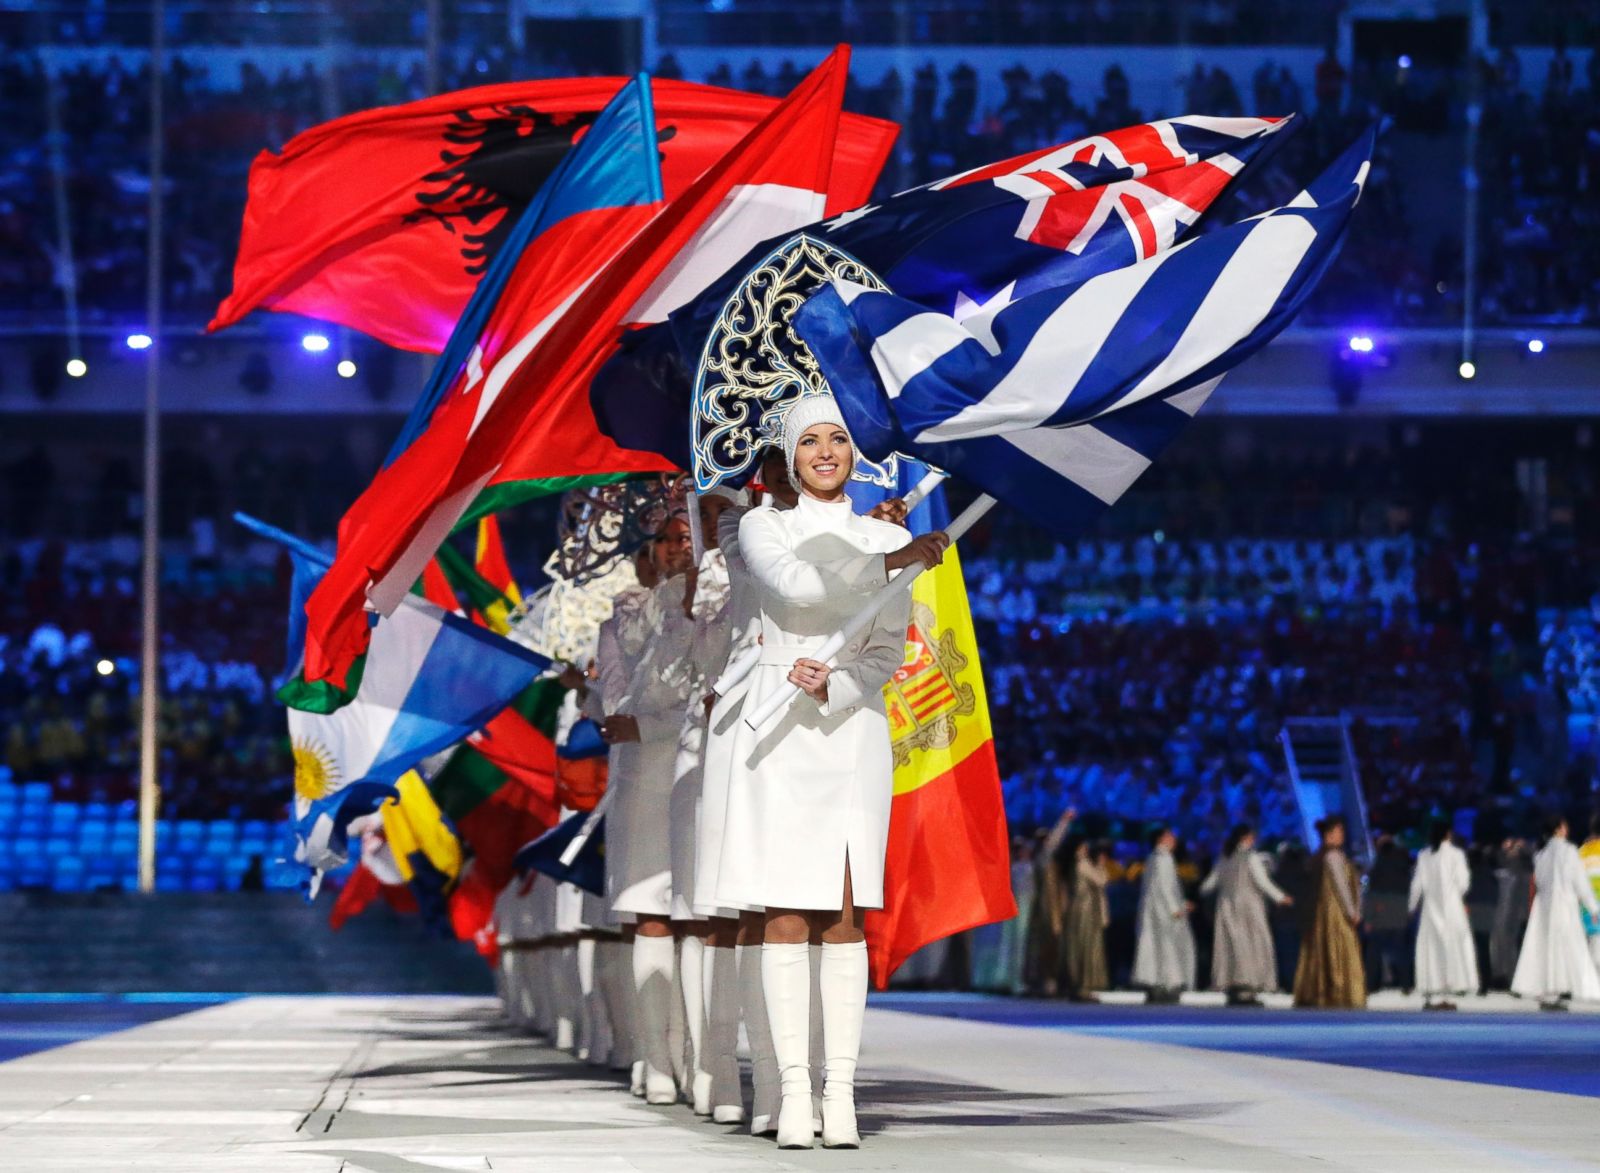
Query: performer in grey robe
1132,826,1196,1002
1202,824,1292,1004
1490,838,1532,988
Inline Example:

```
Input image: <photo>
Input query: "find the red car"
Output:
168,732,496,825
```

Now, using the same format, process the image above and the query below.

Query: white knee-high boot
576,936,600,1063
679,934,711,1115
739,943,779,1135
704,944,744,1123
597,938,635,1073
818,940,867,1148
762,941,814,1149
632,934,678,1104
668,940,689,1094
555,943,579,1052
809,943,825,1132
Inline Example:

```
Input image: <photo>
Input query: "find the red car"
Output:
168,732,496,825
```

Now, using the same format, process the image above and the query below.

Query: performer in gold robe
1293,815,1367,1009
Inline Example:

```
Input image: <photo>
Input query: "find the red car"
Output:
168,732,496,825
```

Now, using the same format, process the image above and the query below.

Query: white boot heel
821,1094,860,1149
776,1092,816,1148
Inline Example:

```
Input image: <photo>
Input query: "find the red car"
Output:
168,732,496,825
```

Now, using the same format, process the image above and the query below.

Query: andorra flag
846,465,1015,988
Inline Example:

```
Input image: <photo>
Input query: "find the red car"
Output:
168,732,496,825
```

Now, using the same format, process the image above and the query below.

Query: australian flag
593,114,1293,478
796,127,1376,539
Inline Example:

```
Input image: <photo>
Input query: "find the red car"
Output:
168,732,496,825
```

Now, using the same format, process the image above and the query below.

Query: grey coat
1202,851,1286,991
1132,849,1197,990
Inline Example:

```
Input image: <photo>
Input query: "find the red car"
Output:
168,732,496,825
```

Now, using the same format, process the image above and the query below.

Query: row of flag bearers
495,402,934,1148
224,55,1384,1155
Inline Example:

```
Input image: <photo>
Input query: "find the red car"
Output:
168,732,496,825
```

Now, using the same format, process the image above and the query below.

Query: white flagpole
137,0,166,895
897,467,947,514
711,466,948,699
686,489,706,565
743,491,995,732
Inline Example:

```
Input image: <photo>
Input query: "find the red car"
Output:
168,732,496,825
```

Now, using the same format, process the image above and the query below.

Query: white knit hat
781,392,854,483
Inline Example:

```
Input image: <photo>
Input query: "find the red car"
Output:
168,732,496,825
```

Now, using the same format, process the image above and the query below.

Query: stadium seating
0,781,296,892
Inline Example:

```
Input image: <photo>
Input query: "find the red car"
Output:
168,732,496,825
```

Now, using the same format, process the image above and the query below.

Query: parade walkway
1,994,1596,1171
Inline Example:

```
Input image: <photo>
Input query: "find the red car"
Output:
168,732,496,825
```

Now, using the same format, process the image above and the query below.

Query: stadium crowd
1,31,1596,326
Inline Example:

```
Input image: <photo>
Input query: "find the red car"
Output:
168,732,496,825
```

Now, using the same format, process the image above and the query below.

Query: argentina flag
794,127,1377,539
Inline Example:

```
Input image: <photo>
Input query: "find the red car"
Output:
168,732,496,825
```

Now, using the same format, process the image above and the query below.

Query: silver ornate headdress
690,232,899,492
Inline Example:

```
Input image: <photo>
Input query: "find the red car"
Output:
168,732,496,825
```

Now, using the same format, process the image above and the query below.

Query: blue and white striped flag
236,514,550,876
795,128,1375,538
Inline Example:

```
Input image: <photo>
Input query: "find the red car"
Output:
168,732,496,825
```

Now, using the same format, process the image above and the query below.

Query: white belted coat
668,547,732,921
692,503,764,916
713,494,910,912
604,577,696,920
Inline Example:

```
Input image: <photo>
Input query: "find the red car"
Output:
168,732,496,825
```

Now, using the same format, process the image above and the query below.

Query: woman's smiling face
795,423,854,496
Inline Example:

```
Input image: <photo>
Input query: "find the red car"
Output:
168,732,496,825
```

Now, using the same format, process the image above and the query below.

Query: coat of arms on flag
885,599,979,770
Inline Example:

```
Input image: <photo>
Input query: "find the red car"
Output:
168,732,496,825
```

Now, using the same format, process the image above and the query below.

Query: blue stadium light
66,358,87,378
1398,55,1413,69
1527,338,1545,354
301,333,331,353
1347,334,1374,353
337,359,358,378
126,333,153,350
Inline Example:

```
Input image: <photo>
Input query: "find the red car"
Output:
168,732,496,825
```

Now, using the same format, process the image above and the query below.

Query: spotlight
1398,55,1413,69
126,333,153,350
1347,334,1374,353
1527,338,1545,354
1459,360,1476,379
66,358,87,378
337,359,358,378
95,659,115,676
301,333,330,353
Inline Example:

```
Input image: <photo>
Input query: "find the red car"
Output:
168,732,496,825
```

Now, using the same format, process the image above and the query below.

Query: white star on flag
824,203,878,230
951,281,1017,356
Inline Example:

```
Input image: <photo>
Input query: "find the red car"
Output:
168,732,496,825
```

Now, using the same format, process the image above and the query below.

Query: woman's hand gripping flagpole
742,487,996,732
710,467,948,700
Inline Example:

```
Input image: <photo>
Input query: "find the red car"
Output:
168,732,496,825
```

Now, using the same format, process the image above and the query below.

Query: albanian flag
210,75,897,353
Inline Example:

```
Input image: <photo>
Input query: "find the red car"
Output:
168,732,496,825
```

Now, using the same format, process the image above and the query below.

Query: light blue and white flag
796,128,1375,539
237,514,549,875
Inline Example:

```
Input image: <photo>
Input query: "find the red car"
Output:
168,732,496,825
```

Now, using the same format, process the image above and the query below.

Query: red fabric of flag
863,739,1016,989
455,782,554,894
210,76,896,352
468,707,558,807
302,47,882,688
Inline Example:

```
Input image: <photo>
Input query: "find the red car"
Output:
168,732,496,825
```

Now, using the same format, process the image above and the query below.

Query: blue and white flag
237,514,549,873
592,114,1292,479
795,128,1376,539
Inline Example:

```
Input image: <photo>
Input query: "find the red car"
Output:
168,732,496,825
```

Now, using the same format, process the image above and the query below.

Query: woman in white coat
696,446,798,1136
1409,821,1479,1010
715,393,948,1149
1512,814,1600,1009
600,516,697,1103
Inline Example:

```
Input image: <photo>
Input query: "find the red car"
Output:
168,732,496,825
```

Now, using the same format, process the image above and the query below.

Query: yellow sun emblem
292,738,341,802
